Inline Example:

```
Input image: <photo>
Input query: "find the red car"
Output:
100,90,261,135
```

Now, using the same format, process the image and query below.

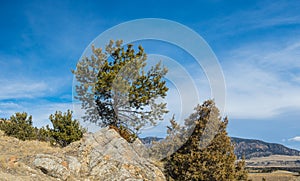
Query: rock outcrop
31,128,165,181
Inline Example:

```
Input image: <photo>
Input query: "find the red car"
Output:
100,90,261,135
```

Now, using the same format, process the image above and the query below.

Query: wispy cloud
0,102,22,109
0,80,49,100
223,38,300,119
208,1,300,37
289,136,300,142
0,101,23,118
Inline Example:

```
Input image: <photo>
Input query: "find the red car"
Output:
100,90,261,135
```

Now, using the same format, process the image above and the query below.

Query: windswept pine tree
72,40,169,142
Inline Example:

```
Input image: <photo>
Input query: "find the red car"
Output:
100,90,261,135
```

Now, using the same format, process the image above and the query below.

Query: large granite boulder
33,127,165,181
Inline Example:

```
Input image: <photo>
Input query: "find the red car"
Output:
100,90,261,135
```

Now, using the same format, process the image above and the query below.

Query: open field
246,155,300,167
248,170,300,181
246,155,300,181
248,155,300,161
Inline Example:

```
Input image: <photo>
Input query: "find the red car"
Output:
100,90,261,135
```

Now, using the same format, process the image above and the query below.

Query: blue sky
1,0,300,150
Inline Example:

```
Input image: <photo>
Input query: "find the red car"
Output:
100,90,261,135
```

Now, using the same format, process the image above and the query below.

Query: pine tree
0,112,37,141
72,40,169,142
46,110,86,147
164,100,248,181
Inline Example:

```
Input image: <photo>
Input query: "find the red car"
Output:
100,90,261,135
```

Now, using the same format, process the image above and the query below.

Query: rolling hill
231,137,300,159
140,137,300,159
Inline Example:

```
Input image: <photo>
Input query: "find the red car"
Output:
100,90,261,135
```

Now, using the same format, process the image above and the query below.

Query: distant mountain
140,137,300,159
140,137,162,146
231,137,300,159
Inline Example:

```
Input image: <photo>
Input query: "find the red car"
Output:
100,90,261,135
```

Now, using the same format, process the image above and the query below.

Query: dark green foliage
46,110,86,147
0,112,37,141
0,111,85,147
36,126,51,142
72,40,168,141
163,100,248,181
0,118,7,131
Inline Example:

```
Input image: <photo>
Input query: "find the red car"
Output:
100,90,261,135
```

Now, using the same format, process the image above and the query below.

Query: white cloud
208,1,300,37
259,42,300,70
0,80,49,100
222,39,300,119
0,102,24,119
0,102,22,109
0,74,72,101
289,136,300,142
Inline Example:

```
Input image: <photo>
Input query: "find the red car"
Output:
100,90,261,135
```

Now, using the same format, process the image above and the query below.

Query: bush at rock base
45,110,86,147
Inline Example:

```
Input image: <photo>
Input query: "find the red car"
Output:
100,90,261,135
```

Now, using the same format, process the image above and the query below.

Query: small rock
33,154,70,180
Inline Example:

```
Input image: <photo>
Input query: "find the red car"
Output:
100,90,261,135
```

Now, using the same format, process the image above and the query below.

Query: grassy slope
0,131,62,180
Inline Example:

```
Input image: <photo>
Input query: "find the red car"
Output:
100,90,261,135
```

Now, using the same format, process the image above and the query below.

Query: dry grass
0,130,63,171
245,155,300,168
246,155,300,180
0,131,66,180
0,131,61,156
249,155,300,161
248,171,300,181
